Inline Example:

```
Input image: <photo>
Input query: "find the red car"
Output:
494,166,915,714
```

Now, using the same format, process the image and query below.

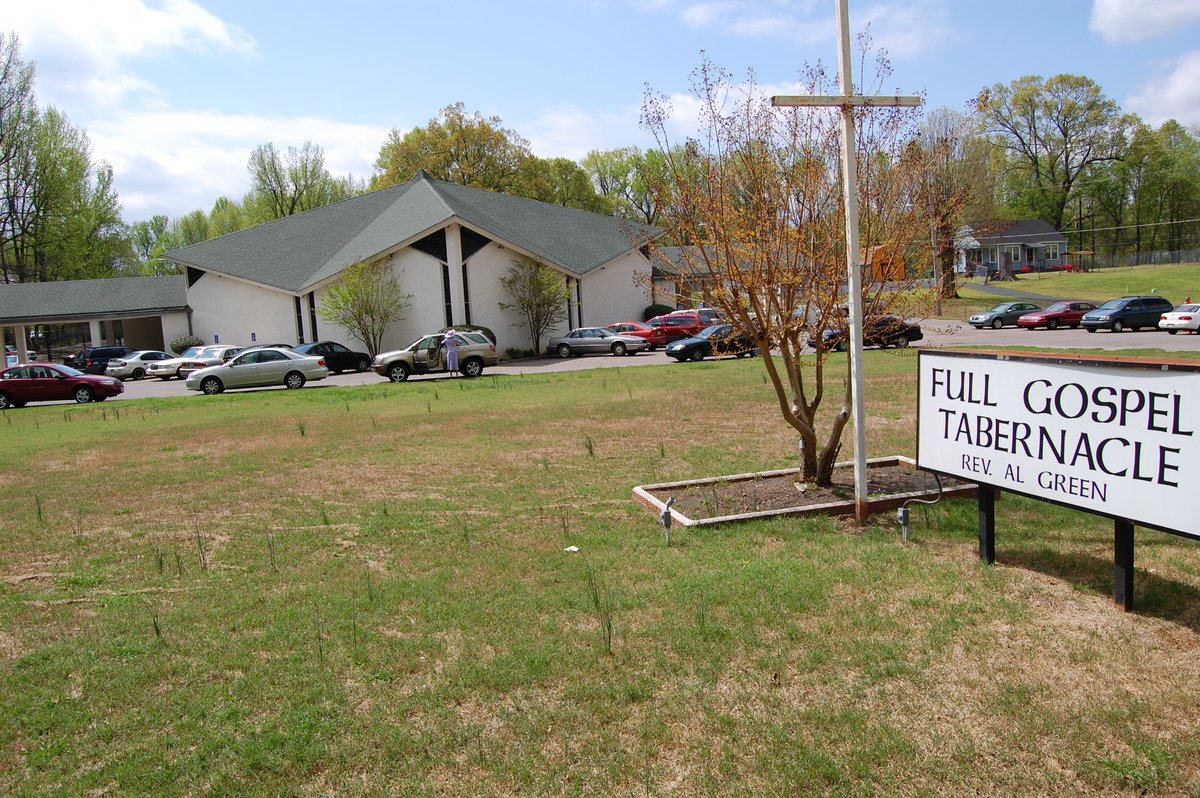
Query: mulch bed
651,462,970,522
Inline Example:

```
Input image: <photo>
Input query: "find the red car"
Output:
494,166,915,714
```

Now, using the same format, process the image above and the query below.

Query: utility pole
772,0,920,523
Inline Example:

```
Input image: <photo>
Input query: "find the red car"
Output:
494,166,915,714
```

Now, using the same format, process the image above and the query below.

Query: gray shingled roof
0,275,187,325
962,220,1067,247
166,171,660,294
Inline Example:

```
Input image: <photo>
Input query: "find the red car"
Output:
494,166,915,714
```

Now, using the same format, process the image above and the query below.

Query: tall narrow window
575,279,583,327
308,293,319,342
461,262,472,325
294,296,305,343
442,263,453,327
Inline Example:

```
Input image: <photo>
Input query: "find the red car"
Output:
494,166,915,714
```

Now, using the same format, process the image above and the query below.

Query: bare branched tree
643,55,954,485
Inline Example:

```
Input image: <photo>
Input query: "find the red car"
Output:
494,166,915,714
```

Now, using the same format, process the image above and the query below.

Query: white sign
917,351,1199,538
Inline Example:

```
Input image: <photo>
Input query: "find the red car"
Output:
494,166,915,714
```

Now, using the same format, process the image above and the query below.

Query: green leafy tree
498,256,570,353
581,146,669,225
980,74,1132,230
245,140,344,222
373,103,532,193
519,156,610,212
318,259,411,357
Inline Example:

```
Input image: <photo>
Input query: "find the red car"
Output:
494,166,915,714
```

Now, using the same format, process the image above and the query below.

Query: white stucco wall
188,273,298,347
187,231,655,356
463,243,654,352
576,249,654,328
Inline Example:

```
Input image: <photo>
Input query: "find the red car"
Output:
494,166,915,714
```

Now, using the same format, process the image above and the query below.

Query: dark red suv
648,310,721,342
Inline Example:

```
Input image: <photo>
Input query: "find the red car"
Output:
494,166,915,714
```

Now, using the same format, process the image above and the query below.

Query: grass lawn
3,352,1200,795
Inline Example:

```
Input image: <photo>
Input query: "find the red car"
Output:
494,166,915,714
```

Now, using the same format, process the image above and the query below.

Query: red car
1015,300,1098,330
607,321,670,351
647,312,707,342
0,362,125,408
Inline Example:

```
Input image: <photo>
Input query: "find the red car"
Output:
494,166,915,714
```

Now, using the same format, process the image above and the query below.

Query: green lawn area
2,353,1199,795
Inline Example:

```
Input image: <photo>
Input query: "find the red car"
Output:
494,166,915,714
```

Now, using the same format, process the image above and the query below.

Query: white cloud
663,0,948,56
88,110,389,219
858,2,953,60
1090,0,1200,43
1126,51,1200,126
8,0,256,110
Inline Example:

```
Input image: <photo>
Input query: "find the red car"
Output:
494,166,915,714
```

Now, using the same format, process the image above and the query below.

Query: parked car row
969,295,1187,333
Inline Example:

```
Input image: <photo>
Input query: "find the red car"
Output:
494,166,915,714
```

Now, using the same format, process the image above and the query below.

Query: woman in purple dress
442,329,459,376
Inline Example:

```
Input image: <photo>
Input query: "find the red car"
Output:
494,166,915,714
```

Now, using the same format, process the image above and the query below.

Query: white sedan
1158,303,1200,334
104,350,175,380
185,348,328,394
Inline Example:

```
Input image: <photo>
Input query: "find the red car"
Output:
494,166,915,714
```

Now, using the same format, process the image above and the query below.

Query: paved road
27,322,1200,406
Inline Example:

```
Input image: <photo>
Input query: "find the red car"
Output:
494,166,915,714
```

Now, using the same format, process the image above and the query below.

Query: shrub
643,303,675,321
503,347,537,360
443,324,497,343
169,335,205,354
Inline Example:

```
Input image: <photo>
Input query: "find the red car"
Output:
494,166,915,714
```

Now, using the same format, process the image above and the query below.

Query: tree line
4,27,1200,285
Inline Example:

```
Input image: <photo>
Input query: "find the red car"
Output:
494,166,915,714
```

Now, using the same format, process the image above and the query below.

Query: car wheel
611,342,627,356
1047,319,1059,330
355,358,370,372
1168,329,1179,335
1112,320,1124,332
131,368,145,380
461,358,483,378
557,344,572,358
893,336,910,348
200,376,223,395
991,318,1003,329
646,343,657,351
1086,327,1096,333
689,349,705,362
73,386,94,403
387,363,410,382
0,392,11,410
284,371,306,389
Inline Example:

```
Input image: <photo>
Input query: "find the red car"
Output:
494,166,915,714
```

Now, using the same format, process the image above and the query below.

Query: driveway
24,324,1199,406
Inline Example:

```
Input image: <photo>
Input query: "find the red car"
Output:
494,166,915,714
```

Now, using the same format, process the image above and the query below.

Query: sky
7,0,1200,222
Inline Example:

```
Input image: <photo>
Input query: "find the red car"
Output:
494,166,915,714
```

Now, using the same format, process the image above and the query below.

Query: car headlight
1095,315,1110,321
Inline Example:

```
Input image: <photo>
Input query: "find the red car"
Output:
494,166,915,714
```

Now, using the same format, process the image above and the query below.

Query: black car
665,324,755,362
1081,295,1175,332
77,345,137,374
821,315,923,351
292,341,372,373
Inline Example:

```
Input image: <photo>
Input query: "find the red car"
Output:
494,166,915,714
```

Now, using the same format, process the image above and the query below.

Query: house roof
0,275,188,325
958,219,1067,248
166,171,659,294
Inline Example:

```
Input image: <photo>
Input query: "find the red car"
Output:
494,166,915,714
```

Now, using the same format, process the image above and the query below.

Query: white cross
772,0,920,522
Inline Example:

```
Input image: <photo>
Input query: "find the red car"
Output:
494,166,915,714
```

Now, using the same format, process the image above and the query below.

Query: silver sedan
548,327,649,357
185,348,329,394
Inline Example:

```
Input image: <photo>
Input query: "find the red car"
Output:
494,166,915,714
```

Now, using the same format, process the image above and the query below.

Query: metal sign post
773,0,920,521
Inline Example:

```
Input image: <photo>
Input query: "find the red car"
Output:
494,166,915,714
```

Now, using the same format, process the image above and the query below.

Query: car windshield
58,365,83,376
1176,304,1200,312
987,304,1014,312
1096,299,1125,310
178,347,202,358
1043,303,1070,312
698,324,729,338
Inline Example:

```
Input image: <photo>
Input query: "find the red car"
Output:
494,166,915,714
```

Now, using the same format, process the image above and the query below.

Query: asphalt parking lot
21,321,1200,405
